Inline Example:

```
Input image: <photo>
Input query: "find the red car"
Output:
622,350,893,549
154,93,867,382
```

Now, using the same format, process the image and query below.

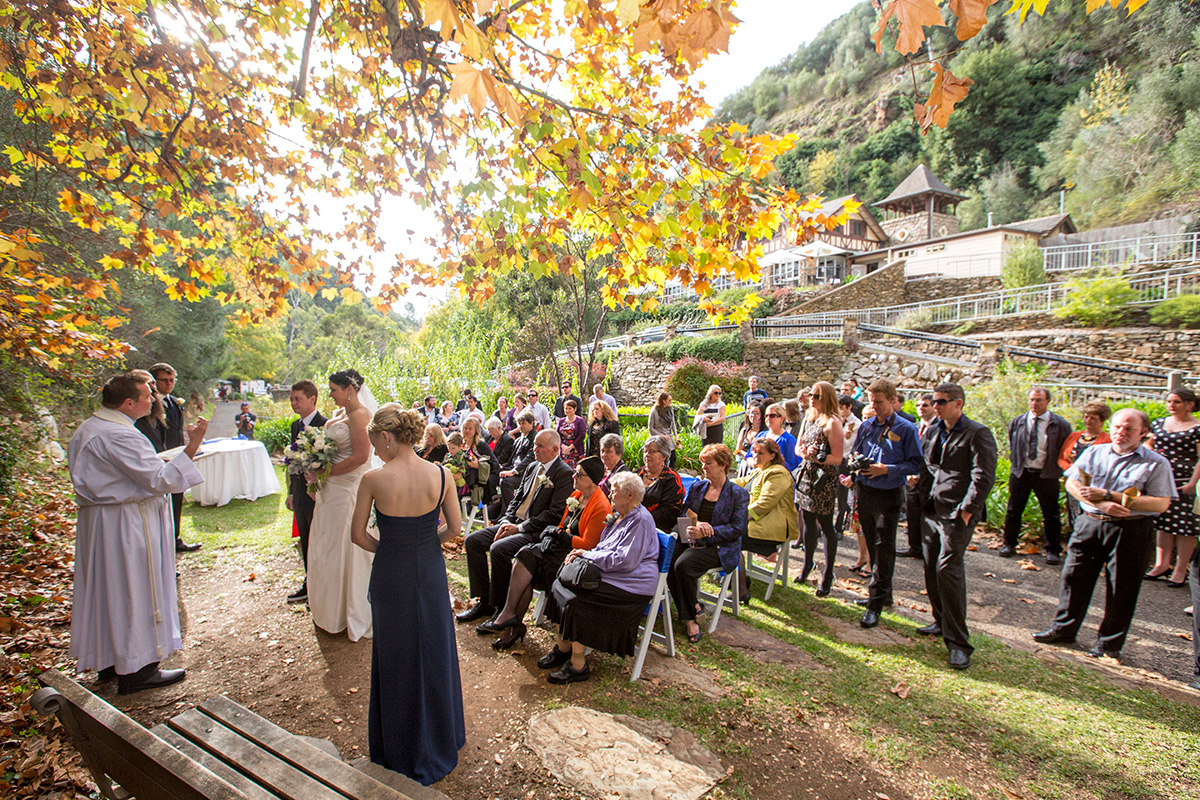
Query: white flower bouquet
284,425,339,494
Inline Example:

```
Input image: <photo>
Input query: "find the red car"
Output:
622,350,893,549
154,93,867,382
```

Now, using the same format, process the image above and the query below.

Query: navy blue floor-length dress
368,470,466,785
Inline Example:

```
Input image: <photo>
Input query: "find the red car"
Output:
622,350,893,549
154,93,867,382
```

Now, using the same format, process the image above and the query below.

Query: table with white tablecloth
187,438,281,507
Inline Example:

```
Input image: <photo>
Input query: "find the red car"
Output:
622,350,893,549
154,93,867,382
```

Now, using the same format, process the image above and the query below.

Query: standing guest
892,392,917,423
836,394,863,534
1057,401,1112,533
553,381,582,422
235,401,257,439
351,405,464,785
734,403,766,476
461,394,486,426
638,435,685,533
421,395,439,425
1033,408,1175,659
493,396,512,431
148,363,200,553
507,392,528,434
537,471,660,683
756,402,800,472
485,417,515,470
647,392,680,470
1190,541,1200,690
418,423,449,463
998,387,1072,565
693,384,727,447
556,398,587,468
841,379,866,416
527,389,552,432
797,387,812,414
743,375,768,410
900,394,938,559
920,382,998,670
455,389,473,412
437,400,460,432
669,445,749,642
69,374,207,694
591,383,618,416
1145,388,1200,586
843,379,924,628
783,399,804,442
597,433,630,499
585,400,620,458
734,438,797,600
131,369,168,452
486,456,612,650
456,431,573,628
795,382,845,596
285,380,327,605
494,411,538,516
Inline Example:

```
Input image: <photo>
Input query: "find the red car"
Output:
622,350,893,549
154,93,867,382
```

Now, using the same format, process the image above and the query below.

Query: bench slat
168,709,346,800
153,725,284,800
196,696,412,800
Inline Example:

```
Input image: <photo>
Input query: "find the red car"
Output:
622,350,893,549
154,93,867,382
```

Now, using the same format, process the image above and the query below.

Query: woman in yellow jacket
734,437,798,602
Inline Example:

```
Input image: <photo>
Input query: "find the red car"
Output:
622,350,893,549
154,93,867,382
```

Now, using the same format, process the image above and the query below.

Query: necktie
515,464,542,520
1028,416,1040,463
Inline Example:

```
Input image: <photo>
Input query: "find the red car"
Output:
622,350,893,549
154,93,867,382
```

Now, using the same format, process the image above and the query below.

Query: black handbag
557,556,601,592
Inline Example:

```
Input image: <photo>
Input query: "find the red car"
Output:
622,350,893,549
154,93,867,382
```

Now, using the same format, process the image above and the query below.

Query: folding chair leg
764,544,788,602
705,569,739,634
531,590,547,626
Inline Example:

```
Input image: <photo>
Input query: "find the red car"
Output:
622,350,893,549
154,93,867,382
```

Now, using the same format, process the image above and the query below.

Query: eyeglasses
766,413,781,418
931,398,952,406
713,391,722,395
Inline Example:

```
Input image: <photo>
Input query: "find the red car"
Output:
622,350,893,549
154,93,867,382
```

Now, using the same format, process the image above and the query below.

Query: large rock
527,707,723,800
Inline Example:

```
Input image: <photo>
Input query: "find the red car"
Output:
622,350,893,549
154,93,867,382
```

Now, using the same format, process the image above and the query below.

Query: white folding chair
744,542,789,601
460,497,490,535
698,564,740,635
630,530,677,682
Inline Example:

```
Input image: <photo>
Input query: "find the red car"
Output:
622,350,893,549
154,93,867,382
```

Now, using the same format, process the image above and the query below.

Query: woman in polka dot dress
1146,387,1200,588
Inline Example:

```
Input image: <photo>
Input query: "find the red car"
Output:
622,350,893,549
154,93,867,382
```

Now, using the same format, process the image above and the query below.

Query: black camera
815,441,830,463
845,453,874,474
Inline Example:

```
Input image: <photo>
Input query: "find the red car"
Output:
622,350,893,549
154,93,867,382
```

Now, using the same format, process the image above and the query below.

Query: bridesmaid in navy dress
352,404,465,786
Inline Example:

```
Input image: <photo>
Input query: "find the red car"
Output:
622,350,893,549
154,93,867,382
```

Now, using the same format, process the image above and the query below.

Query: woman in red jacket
1057,401,1112,531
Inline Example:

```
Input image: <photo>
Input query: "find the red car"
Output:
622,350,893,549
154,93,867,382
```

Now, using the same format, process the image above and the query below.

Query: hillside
715,0,1200,231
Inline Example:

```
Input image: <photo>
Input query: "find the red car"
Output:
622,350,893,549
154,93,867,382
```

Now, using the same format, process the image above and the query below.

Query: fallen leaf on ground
1017,545,1040,555
1018,560,1042,571
967,545,978,551
1002,789,1026,800
890,681,910,699
984,572,996,577
244,573,256,581
1019,598,1035,604
1176,633,1193,641
1002,578,1017,584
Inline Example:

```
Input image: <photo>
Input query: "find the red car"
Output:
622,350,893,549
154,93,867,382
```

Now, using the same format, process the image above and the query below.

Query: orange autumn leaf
948,0,1001,40
914,63,974,133
872,0,945,55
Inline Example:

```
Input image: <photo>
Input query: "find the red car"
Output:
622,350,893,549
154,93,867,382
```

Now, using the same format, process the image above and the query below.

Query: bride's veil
357,381,380,419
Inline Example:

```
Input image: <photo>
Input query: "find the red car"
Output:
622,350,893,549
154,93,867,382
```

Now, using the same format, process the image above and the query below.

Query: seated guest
1057,401,1112,531
461,416,500,508
585,400,620,458
494,410,538,517
597,433,629,498
486,456,612,649
485,417,515,470
493,396,512,432
756,402,800,472
734,438,798,600
438,400,459,432
638,435,684,532
419,423,448,463
457,430,574,627
668,444,749,642
538,471,661,683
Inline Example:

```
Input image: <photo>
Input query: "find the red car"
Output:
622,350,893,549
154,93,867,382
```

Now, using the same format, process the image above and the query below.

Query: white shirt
1026,411,1050,470
530,402,552,432
301,409,319,427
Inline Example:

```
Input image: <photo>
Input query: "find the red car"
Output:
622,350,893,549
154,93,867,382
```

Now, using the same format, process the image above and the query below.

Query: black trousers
171,492,183,542
1190,548,1200,681
293,490,317,569
800,510,837,592
1003,470,1063,554
904,486,924,552
667,544,721,623
859,485,904,611
1049,514,1154,653
923,512,978,655
836,481,853,532
463,523,538,608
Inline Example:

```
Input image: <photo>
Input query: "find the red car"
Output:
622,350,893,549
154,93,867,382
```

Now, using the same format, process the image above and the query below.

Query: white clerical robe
68,407,203,674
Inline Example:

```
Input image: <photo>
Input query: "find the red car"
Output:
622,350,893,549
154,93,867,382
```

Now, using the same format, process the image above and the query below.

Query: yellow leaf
872,0,944,55
423,0,460,41
616,0,642,26
569,183,594,211
449,63,491,113
340,287,362,303
1004,0,1051,25
321,287,338,300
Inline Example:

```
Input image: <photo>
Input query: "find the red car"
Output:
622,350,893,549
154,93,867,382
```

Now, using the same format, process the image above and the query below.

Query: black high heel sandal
490,615,521,630
492,622,527,650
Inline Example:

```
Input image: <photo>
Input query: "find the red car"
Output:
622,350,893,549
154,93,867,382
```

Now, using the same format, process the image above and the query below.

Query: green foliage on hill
716,1,1200,230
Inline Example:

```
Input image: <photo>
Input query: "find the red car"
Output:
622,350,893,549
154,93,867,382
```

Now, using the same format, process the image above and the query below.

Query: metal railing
1043,231,1200,272
905,251,1004,281
551,323,739,360
751,317,842,340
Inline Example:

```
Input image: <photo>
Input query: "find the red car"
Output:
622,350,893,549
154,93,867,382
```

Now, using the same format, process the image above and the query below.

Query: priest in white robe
68,373,208,695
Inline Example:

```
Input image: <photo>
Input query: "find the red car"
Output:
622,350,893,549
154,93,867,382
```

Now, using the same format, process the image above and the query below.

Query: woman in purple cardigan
540,471,660,684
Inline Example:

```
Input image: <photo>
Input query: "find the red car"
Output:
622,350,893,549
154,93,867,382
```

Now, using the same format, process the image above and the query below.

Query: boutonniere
566,497,581,512
604,512,618,526
536,473,552,489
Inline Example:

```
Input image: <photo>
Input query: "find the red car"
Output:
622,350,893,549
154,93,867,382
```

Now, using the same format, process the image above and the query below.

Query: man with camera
841,378,924,629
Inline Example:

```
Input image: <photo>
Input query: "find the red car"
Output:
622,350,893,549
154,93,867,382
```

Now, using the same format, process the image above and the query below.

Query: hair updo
367,403,423,446
329,369,365,391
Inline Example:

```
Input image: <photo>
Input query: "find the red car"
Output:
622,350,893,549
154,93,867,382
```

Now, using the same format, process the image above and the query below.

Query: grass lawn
178,465,294,564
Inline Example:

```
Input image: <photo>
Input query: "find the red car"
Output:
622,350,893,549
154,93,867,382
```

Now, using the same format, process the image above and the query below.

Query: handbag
557,556,602,592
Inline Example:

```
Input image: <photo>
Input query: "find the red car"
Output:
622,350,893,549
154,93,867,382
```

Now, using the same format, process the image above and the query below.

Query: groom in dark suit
285,380,326,604
457,429,573,629
148,363,201,553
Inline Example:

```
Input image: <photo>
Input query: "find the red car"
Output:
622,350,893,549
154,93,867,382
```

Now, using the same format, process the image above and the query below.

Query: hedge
257,416,297,455
639,334,744,364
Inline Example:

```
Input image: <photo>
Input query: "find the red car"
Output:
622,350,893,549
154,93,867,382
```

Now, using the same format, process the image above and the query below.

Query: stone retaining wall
787,260,907,317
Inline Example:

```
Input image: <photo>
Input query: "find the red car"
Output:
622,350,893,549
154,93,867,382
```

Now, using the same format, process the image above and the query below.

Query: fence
905,251,1004,281
1043,231,1200,272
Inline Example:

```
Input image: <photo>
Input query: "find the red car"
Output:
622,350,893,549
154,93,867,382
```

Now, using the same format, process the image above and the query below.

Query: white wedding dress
308,417,375,641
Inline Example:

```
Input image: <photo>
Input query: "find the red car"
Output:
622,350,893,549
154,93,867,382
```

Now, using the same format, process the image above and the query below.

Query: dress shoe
455,603,494,624
1166,579,1188,588
548,662,591,684
118,666,186,695
996,545,1016,558
854,597,892,607
476,614,504,635
916,623,942,636
286,583,308,604
175,540,202,553
1084,644,1119,660
1044,552,1063,566
1144,569,1170,582
860,610,880,628
895,548,923,559
537,647,572,670
97,666,116,682
814,587,831,598
1032,628,1076,645
492,622,526,650
790,539,803,550
948,649,970,670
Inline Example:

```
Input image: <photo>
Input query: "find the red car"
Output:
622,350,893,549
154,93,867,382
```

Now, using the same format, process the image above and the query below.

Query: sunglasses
931,398,953,406
766,413,781,418
713,391,722,395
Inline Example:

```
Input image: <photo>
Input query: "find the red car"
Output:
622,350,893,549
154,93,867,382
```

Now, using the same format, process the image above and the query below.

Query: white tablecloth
187,439,281,507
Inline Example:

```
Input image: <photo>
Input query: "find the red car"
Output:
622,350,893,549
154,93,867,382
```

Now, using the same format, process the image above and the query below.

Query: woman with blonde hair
693,384,726,447
419,423,448,463
585,399,621,458
734,437,798,602
794,382,845,597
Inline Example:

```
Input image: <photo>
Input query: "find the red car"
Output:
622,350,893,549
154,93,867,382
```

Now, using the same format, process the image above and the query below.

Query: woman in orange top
1057,401,1112,530
488,455,612,649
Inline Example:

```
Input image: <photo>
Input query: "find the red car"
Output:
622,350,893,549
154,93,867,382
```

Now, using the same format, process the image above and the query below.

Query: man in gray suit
919,382,998,670
999,387,1072,564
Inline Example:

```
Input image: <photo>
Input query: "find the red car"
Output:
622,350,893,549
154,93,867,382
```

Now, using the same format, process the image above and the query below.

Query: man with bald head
1033,408,1176,659
457,429,574,629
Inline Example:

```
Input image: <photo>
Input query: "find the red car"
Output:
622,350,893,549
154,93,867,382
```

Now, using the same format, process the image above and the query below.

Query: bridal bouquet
284,425,338,494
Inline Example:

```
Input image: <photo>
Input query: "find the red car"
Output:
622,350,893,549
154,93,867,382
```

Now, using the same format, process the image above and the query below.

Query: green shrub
950,321,978,337
641,334,745,364
257,416,297,454
983,456,1046,536
664,357,748,408
1053,272,1136,327
1001,240,1047,289
1149,294,1200,329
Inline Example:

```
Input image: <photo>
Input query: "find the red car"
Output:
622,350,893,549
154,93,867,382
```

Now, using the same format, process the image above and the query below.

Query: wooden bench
32,669,446,800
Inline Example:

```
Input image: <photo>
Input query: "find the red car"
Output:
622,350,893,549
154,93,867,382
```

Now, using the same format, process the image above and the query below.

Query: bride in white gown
307,369,377,641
